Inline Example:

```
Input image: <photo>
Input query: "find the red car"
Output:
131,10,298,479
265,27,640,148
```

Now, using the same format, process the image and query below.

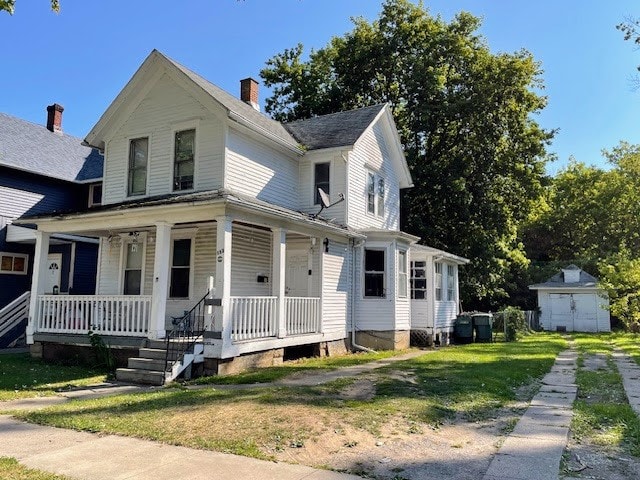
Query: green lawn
17,334,566,461
0,354,106,402
0,457,71,480
571,334,640,456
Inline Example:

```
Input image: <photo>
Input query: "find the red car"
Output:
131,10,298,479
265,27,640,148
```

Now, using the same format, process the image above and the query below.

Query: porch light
323,237,329,253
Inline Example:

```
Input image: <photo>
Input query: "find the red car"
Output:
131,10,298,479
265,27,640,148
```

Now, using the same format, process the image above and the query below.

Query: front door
44,253,62,294
286,251,309,297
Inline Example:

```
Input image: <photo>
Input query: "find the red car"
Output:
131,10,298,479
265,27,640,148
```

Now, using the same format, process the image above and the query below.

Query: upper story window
0,252,28,275
367,171,385,217
364,249,385,298
410,261,426,299
435,262,443,301
174,129,195,191
398,250,407,298
128,137,148,196
314,162,330,205
170,238,192,298
447,264,456,301
88,183,102,207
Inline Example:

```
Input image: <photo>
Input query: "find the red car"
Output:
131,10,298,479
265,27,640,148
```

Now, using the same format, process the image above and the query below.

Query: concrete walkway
0,415,361,480
483,347,578,480
612,349,640,416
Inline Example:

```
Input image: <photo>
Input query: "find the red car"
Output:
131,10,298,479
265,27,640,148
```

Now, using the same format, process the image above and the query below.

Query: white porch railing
0,291,30,341
35,295,151,337
285,297,321,335
230,296,277,341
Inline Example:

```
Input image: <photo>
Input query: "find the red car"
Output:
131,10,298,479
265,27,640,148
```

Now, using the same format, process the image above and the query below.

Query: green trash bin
454,313,474,344
473,313,493,343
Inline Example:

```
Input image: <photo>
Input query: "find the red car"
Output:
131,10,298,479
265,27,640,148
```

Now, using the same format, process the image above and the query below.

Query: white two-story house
21,50,466,383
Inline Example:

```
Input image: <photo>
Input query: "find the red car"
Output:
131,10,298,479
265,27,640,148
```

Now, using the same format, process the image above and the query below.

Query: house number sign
217,248,224,263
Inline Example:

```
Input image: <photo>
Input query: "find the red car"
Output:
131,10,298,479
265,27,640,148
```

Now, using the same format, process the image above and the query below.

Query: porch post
149,221,173,339
26,230,50,344
214,216,232,344
272,228,287,338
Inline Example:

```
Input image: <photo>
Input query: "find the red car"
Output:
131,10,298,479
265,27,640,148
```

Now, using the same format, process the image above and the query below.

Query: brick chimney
46,103,64,133
240,78,260,111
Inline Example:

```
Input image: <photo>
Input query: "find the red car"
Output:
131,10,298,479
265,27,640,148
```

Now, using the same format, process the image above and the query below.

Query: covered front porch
24,192,356,361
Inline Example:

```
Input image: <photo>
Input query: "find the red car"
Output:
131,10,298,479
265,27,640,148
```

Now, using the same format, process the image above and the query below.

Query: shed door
549,293,598,332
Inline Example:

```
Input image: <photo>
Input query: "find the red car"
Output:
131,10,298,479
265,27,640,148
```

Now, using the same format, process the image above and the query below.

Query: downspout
350,238,376,353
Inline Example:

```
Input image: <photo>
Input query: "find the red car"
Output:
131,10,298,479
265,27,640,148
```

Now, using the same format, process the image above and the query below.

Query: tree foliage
261,0,553,306
521,142,640,329
0,0,59,14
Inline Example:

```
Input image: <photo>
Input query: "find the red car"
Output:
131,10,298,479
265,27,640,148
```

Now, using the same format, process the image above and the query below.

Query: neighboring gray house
529,265,610,332
0,106,103,347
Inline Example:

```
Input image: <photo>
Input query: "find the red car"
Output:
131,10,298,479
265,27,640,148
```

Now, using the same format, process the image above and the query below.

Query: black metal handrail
163,290,211,383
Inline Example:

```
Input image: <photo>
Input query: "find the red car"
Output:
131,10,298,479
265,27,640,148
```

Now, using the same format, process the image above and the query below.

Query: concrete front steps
116,340,174,386
116,339,202,386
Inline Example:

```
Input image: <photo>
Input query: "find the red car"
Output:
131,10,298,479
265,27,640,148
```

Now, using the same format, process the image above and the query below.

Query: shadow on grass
0,354,106,401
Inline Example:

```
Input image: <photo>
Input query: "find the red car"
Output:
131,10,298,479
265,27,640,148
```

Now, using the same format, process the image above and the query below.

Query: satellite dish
318,188,331,208
312,189,345,219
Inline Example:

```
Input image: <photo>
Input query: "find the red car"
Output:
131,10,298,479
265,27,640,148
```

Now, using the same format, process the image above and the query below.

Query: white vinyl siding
0,186,44,218
346,122,400,229
298,152,347,224
322,241,349,335
226,128,299,210
103,73,224,205
230,224,272,297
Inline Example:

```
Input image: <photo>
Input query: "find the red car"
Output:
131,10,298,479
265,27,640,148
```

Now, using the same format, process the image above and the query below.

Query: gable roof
283,104,386,150
0,112,103,183
85,50,300,154
529,265,600,290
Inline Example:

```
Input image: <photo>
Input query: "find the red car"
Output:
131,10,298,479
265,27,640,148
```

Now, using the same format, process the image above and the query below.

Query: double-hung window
435,262,443,301
364,249,385,298
447,264,455,301
367,171,385,217
170,238,192,298
367,172,376,214
123,243,143,295
410,261,426,299
314,162,330,204
398,250,407,298
128,137,148,196
174,129,195,191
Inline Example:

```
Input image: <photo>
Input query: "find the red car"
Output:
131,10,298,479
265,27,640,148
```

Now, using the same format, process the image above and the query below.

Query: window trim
88,183,102,208
447,264,456,301
0,252,28,275
410,260,427,300
398,250,407,298
168,229,196,300
126,136,150,197
366,170,386,218
363,247,386,299
118,233,147,295
313,161,331,205
172,127,197,192
434,262,443,302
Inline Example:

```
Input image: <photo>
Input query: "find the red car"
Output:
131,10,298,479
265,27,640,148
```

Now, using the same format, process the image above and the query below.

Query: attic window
89,183,102,207
128,137,148,196
174,129,195,191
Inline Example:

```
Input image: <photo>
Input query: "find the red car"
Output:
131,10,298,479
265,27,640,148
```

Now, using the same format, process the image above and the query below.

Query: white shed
529,265,610,332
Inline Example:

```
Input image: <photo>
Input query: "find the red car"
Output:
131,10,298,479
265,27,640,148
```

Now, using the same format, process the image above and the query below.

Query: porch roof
409,244,470,265
16,188,364,239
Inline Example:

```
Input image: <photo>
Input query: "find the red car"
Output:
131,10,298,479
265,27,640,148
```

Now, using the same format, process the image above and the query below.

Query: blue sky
1,0,639,175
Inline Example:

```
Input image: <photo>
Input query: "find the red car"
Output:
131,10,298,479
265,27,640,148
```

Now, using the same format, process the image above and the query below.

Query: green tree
261,0,554,306
0,0,59,14
599,248,640,332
